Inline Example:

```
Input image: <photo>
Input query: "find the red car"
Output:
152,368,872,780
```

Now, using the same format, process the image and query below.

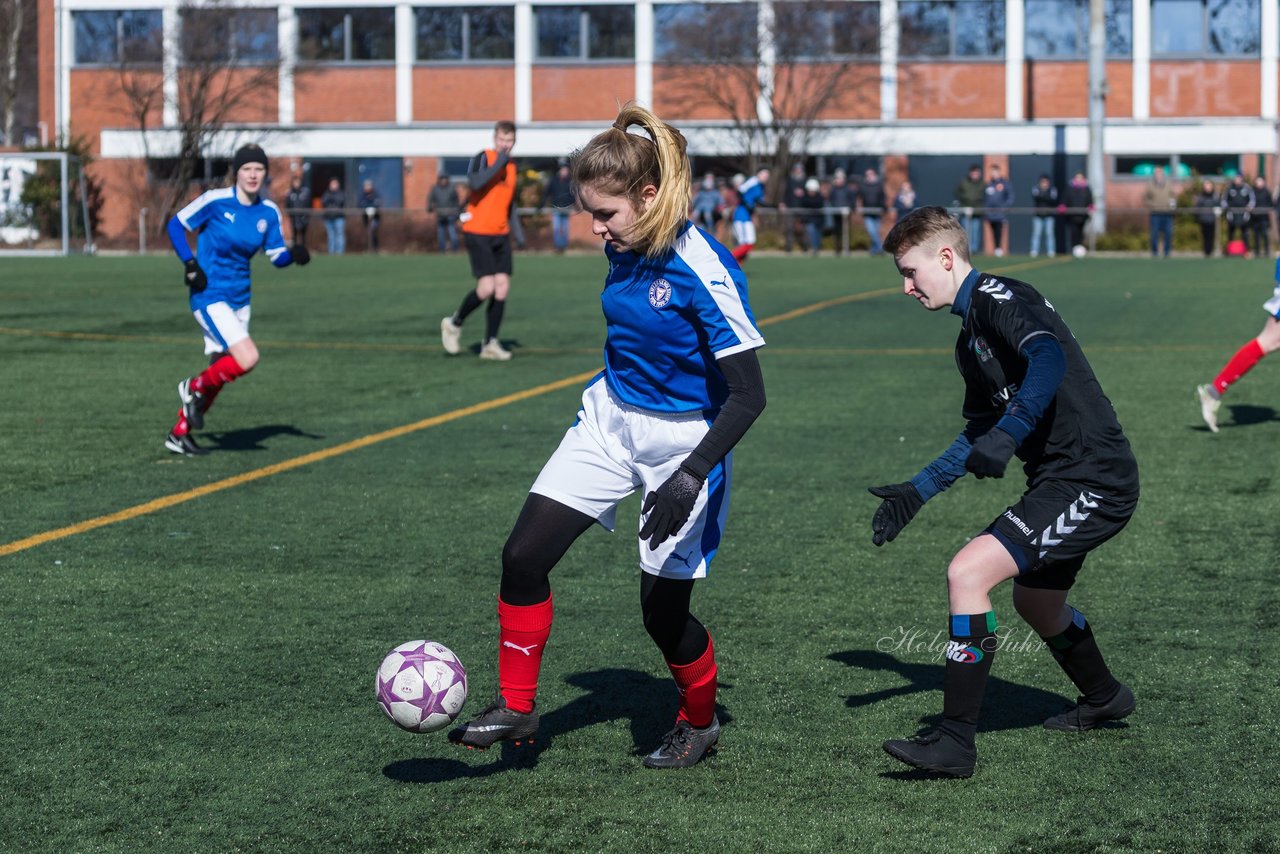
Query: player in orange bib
440,120,526,361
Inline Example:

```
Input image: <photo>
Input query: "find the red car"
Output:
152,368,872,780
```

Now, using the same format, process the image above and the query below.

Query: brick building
29,0,1280,249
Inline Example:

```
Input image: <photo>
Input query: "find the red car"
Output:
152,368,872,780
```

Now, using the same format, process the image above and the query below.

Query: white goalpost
0,151,94,257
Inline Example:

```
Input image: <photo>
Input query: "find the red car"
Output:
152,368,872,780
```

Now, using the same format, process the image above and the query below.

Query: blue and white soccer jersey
732,176,764,246
530,222,764,579
172,188,288,350
1264,257,1280,318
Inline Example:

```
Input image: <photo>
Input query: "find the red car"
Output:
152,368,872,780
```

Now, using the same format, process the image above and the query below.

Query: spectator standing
1061,171,1094,256
1249,176,1273,258
983,164,1014,257
285,174,312,249
893,180,918,221
321,177,346,255
1141,167,1176,257
858,167,887,255
428,174,462,253
798,177,826,255
1192,180,1220,257
1223,174,1255,253
1029,174,1059,258
781,162,808,252
954,164,985,252
826,169,858,253
541,160,576,253
359,179,382,253
691,173,722,234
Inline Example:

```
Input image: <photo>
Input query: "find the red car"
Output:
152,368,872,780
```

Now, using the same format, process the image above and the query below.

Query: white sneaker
440,316,461,355
1196,384,1221,433
994,248,1004,257
479,338,512,361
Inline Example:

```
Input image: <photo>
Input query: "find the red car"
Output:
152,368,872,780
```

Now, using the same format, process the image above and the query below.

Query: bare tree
0,0,36,145
655,0,882,193
117,0,280,236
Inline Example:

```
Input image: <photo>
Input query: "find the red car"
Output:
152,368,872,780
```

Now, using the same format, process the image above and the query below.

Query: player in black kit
869,206,1140,778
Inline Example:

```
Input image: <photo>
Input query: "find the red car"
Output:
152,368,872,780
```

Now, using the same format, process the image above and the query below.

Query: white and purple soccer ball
376,640,468,733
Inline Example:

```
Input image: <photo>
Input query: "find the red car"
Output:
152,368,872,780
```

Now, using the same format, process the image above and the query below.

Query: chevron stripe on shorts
1037,490,1102,559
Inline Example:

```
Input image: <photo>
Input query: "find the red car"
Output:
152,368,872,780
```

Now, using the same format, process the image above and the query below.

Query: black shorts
984,479,1138,591
465,233,513,278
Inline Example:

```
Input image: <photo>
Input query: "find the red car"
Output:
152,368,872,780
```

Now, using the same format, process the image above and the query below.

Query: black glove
869,482,925,546
290,244,310,266
966,428,1017,479
183,258,207,292
639,467,704,551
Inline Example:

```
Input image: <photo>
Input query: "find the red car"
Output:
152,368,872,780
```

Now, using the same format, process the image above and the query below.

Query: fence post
139,208,148,255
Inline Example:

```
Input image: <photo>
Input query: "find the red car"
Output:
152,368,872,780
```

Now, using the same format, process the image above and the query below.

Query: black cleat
883,726,976,778
178,378,207,430
643,717,720,769
448,695,539,749
165,431,209,456
1043,683,1135,732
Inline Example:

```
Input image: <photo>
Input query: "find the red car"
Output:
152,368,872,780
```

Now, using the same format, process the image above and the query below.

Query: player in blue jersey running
730,167,769,263
163,144,310,456
449,104,767,769
1196,255,1280,432
870,207,1139,778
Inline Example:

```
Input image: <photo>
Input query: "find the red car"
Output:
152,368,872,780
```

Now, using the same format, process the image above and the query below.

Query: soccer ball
1072,244,1087,258
376,640,468,733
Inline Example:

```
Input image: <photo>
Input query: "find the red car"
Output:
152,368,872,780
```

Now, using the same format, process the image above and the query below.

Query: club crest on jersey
257,219,268,234
973,336,993,362
648,277,673,308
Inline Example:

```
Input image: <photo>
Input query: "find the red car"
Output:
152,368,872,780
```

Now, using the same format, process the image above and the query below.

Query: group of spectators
1186,173,1274,258
283,175,385,256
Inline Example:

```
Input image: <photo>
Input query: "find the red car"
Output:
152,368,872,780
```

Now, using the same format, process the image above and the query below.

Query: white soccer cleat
440,316,462,355
479,338,512,361
1196,384,1221,433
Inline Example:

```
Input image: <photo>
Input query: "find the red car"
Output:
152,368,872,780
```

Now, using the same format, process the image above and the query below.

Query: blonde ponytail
571,103,692,257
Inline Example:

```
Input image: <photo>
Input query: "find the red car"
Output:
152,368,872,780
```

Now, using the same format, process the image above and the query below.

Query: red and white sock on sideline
1214,339,1265,395
667,634,717,728
497,595,553,714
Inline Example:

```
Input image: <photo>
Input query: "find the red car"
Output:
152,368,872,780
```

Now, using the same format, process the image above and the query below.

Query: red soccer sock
667,635,717,728
731,243,754,262
1214,339,1265,394
171,409,189,437
191,354,249,395
497,595,553,714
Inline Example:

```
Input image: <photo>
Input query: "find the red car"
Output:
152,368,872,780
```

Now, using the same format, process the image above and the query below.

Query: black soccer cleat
643,717,720,769
448,695,540,749
177,378,207,430
1043,683,1135,732
883,726,977,778
164,431,209,457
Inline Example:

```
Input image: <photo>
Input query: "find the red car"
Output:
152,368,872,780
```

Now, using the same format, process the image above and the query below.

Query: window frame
414,6,516,63
72,9,165,66
181,7,280,66
1024,0,1132,59
652,2,758,63
1150,0,1261,58
296,6,397,65
897,0,1006,61
533,4,636,62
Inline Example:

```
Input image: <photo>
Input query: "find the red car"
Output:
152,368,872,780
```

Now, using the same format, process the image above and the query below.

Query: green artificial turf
1,251,1277,852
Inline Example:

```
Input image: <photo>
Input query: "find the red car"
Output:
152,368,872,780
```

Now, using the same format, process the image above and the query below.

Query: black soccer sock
453,290,483,326
485,298,506,344
1041,606,1121,704
942,611,998,733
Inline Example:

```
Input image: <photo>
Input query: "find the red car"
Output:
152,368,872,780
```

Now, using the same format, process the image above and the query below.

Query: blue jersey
169,187,290,311
600,221,764,413
734,177,764,222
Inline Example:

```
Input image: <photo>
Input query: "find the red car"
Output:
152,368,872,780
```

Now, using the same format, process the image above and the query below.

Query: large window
416,7,515,61
73,10,163,65
774,1,880,59
182,8,278,64
653,3,758,62
535,5,635,60
1025,0,1132,57
298,8,396,62
899,0,1005,59
1151,0,1259,56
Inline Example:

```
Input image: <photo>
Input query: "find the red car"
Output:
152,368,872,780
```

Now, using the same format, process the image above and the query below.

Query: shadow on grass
1227,404,1280,427
203,424,325,452
383,667,731,783
828,649,1078,733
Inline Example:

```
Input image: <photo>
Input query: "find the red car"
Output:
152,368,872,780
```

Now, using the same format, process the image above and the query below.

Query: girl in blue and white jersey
163,144,309,456
449,104,767,769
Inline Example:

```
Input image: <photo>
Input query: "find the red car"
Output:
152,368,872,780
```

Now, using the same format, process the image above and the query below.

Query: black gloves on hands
965,428,1017,479
290,244,310,266
183,258,207,292
639,466,704,551
869,482,925,546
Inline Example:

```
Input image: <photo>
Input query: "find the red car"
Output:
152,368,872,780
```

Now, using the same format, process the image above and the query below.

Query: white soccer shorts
194,302,252,355
1263,285,1280,319
530,376,732,580
732,219,757,247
